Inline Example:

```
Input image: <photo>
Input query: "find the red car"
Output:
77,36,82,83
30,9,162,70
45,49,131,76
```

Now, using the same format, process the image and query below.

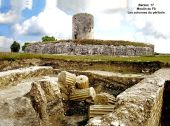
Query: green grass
34,39,153,48
0,52,170,63
72,39,153,47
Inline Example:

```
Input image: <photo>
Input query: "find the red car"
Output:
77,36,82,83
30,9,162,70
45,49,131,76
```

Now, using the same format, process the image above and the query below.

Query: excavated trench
0,66,146,126
4,68,168,126
56,70,145,126
161,81,170,126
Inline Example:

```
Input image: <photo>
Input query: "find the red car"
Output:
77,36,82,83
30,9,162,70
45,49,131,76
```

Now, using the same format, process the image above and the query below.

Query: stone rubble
57,71,117,119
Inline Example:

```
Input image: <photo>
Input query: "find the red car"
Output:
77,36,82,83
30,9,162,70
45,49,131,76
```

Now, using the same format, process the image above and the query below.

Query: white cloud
88,0,128,13
0,0,32,24
0,10,19,24
57,0,128,15
13,16,45,35
125,0,170,53
94,13,124,40
10,0,32,11
0,36,13,52
13,0,72,39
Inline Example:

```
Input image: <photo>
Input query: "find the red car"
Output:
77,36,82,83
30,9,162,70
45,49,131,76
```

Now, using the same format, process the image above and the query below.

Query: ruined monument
72,13,94,39
25,13,154,56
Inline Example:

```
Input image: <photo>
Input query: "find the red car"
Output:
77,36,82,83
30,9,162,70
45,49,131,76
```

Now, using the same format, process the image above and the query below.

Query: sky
0,0,170,53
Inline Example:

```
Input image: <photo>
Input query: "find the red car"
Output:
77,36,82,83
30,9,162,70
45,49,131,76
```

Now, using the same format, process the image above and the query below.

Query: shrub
22,43,30,52
10,41,20,52
42,36,56,42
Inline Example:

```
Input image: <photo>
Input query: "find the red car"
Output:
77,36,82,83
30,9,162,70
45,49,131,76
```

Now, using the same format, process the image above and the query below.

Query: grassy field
39,39,153,47
0,52,170,63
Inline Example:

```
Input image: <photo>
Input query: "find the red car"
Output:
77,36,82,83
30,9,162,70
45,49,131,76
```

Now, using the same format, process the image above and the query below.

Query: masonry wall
25,42,154,56
87,69,170,126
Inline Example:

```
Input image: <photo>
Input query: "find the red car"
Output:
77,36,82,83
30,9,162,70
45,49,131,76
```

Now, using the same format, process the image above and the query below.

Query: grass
0,52,170,63
72,39,153,47
36,39,153,48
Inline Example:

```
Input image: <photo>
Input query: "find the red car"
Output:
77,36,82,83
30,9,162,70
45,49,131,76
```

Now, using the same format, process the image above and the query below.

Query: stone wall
25,42,154,56
87,68,170,126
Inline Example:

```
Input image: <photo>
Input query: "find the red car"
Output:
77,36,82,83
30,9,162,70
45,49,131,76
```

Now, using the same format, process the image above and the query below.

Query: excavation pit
57,70,145,126
0,67,146,126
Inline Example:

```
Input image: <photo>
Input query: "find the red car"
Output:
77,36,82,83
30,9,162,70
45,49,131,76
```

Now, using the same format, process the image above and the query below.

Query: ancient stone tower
72,13,94,40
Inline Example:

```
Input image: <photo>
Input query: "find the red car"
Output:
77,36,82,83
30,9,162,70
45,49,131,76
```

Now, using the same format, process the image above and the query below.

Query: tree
42,36,56,42
22,42,30,52
10,41,20,52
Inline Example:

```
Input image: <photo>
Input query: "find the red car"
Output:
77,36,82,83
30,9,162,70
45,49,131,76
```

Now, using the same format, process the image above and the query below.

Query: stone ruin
72,13,94,40
25,41,154,56
0,66,170,126
25,13,154,56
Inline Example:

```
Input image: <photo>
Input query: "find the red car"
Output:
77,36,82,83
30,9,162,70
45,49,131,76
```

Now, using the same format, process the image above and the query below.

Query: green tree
42,36,56,42
10,41,20,52
22,42,30,52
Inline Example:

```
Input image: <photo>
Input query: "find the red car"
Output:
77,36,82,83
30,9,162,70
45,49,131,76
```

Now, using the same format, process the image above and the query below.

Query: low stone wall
87,68,170,126
25,42,154,56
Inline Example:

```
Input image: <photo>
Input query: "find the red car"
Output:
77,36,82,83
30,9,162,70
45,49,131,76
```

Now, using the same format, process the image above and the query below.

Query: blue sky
0,0,170,53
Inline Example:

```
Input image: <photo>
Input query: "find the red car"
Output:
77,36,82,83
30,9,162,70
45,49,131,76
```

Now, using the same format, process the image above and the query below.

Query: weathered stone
76,75,89,89
25,42,154,56
89,105,115,118
94,93,116,105
39,80,56,102
70,87,96,101
58,71,76,94
87,68,170,126
0,66,54,89
0,97,39,126
0,67,64,126
30,78,65,126
29,82,49,126
73,13,94,39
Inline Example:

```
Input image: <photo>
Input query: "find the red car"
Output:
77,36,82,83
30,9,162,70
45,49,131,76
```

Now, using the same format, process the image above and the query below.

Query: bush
42,36,56,42
22,42,30,51
10,41,20,52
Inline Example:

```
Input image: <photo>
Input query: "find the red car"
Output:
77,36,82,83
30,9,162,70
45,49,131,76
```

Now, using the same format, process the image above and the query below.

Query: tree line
10,36,56,52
